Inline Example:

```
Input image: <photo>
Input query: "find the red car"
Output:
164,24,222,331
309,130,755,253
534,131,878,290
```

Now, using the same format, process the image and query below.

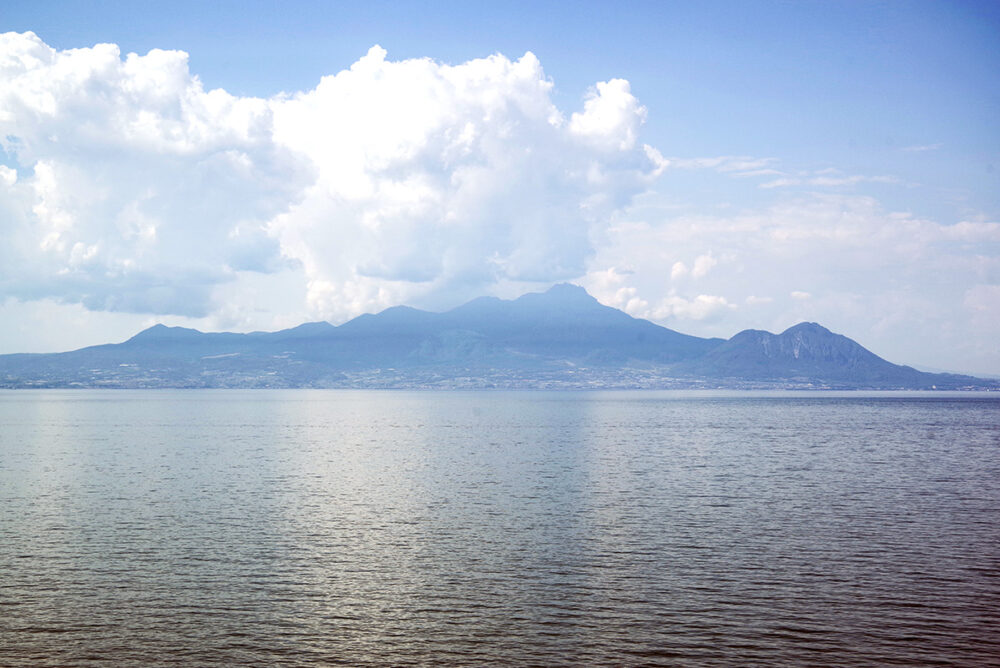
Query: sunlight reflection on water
1,390,998,666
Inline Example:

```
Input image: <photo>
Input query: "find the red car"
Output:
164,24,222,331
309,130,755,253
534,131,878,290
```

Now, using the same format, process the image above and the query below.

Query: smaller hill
674,322,984,389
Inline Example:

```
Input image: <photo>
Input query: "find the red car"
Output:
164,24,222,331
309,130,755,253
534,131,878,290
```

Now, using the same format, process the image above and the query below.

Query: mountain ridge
0,284,994,390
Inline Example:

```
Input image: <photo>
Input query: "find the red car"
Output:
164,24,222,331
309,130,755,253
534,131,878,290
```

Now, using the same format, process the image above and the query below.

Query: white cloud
568,79,647,151
807,174,900,187
760,170,901,189
585,267,649,314
666,155,780,180
648,294,735,321
691,253,717,278
0,33,659,325
583,192,1000,372
760,177,801,189
939,220,1000,242
0,31,302,317
266,48,657,320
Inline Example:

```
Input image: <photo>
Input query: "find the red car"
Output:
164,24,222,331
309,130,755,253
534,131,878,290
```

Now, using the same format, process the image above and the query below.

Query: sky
1,0,999,374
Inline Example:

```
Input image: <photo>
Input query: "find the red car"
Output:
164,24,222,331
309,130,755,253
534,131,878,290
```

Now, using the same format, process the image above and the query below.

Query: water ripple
1,390,998,666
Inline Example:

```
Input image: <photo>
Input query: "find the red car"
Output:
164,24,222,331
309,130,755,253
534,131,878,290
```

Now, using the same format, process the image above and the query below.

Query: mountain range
0,284,993,389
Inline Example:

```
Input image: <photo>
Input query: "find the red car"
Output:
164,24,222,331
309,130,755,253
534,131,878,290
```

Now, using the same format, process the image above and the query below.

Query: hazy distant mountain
0,285,993,389
332,283,720,366
672,322,966,389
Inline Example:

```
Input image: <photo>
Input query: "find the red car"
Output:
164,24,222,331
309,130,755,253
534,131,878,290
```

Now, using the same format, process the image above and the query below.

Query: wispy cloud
759,177,802,189
760,171,901,189
666,155,780,179
807,174,901,187
665,156,904,191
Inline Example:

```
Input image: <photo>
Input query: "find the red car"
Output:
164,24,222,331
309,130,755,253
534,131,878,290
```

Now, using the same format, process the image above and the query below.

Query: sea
1,389,998,667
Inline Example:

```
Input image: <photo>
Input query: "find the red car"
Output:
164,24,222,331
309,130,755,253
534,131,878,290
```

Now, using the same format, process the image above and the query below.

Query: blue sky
2,1,999,373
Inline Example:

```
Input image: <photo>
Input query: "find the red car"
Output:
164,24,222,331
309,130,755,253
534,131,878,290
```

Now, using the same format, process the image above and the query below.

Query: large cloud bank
0,32,658,323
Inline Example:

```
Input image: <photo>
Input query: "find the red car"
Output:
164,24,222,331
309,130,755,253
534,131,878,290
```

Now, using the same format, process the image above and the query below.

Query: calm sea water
1,390,998,666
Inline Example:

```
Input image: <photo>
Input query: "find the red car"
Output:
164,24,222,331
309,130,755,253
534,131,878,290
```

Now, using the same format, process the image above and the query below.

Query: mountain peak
127,324,203,342
545,283,589,297
782,322,832,336
514,283,600,309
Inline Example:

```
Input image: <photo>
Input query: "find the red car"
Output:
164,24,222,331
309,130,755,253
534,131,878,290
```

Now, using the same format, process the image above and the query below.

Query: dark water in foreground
1,390,998,666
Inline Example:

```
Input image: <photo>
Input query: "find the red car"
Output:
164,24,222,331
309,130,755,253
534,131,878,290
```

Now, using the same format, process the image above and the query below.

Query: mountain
0,285,993,389
672,322,967,389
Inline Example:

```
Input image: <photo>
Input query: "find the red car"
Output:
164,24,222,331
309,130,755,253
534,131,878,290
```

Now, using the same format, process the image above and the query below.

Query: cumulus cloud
268,47,658,319
649,293,735,321
0,33,659,324
568,79,647,151
585,268,650,315
584,267,733,322
0,31,302,317
691,253,717,278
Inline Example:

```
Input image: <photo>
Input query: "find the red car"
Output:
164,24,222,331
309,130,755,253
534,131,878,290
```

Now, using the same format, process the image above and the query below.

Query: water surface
1,390,998,666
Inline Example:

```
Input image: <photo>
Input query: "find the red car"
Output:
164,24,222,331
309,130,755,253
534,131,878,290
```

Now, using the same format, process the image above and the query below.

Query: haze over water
1,390,998,666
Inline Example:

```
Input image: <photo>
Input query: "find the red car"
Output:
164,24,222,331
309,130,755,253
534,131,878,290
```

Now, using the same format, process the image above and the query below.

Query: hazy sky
2,1,999,374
